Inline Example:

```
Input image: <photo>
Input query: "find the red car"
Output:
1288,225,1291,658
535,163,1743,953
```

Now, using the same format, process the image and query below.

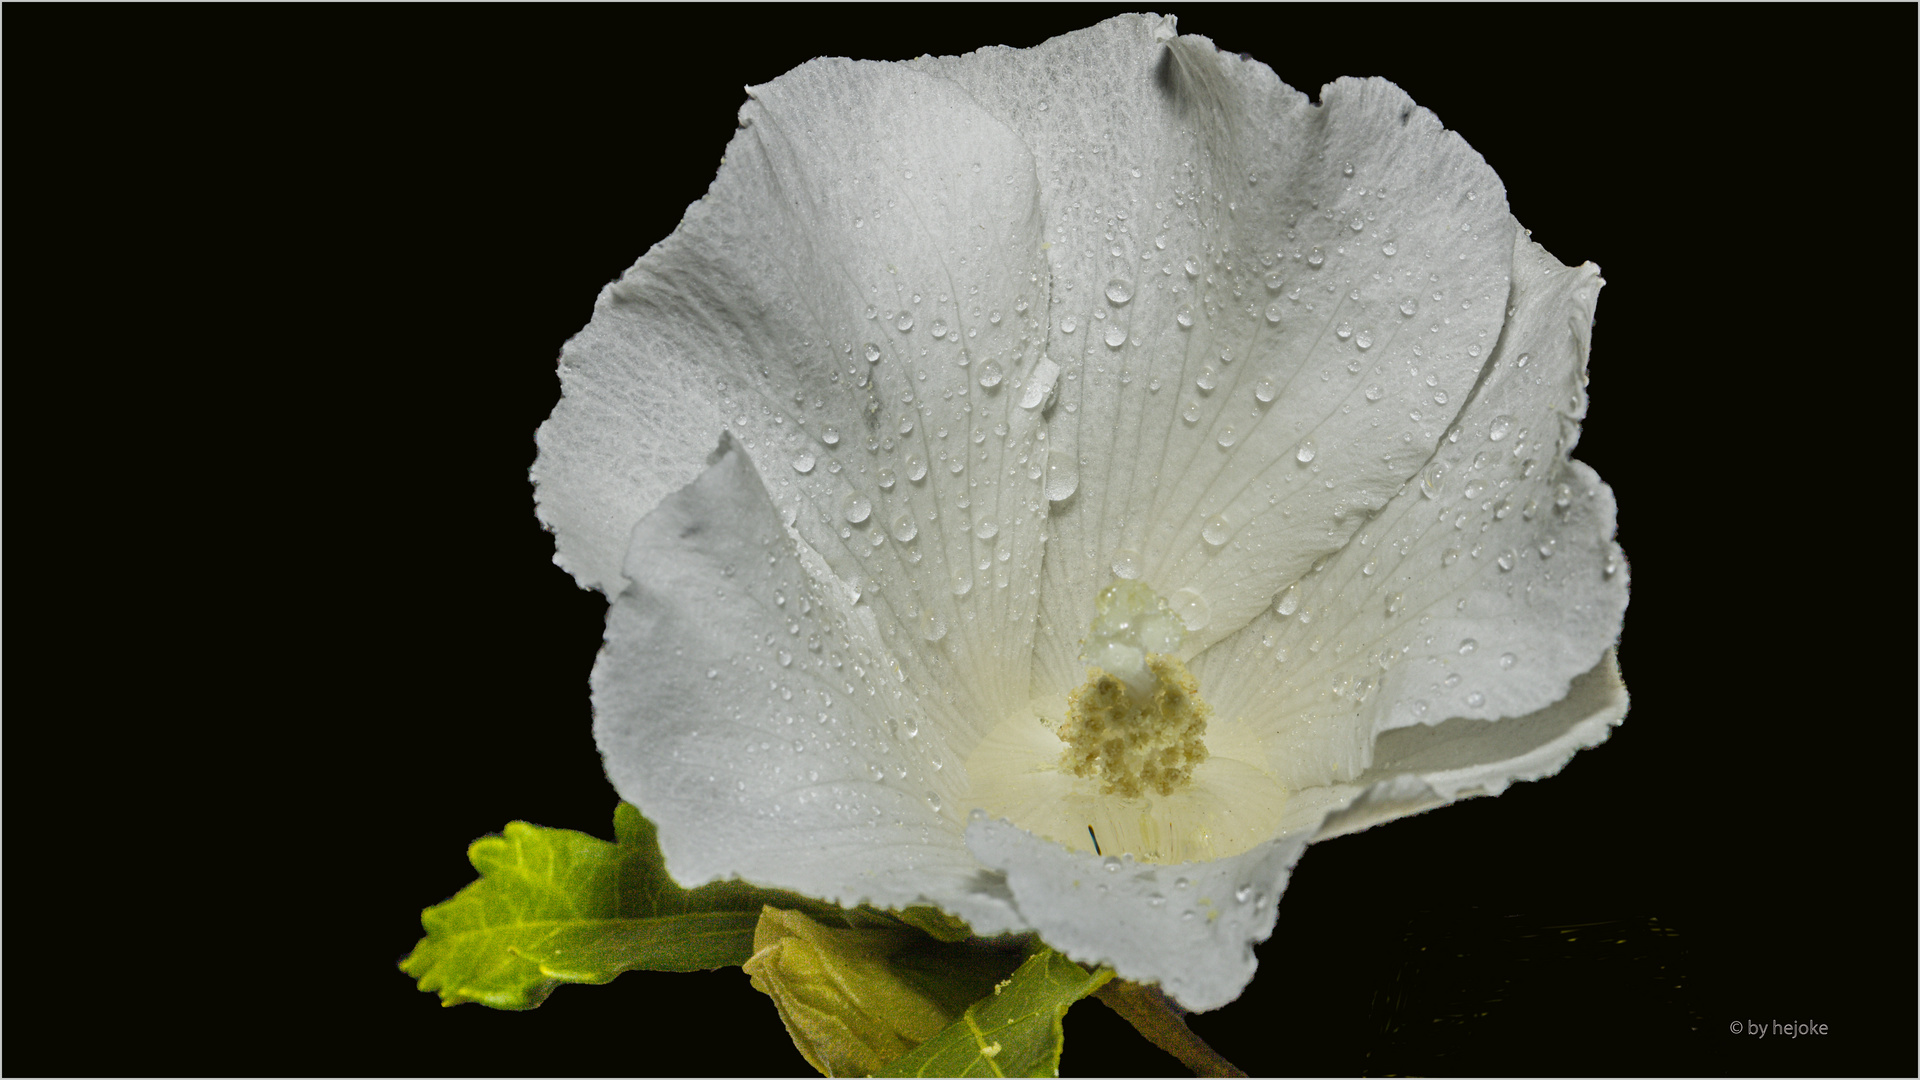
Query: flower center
1057,582,1211,798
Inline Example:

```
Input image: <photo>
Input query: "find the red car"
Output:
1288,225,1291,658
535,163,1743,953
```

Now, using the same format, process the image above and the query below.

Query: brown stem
1093,978,1248,1078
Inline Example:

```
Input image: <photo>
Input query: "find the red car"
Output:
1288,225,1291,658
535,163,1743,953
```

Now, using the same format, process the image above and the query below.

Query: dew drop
1335,321,1352,340
1061,316,1077,334
877,468,896,490
1554,482,1573,508
1202,515,1230,546
978,359,1004,388
1184,256,1201,276
1515,352,1531,368
890,512,918,542
1045,460,1078,501
1254,377,1276,403
1196,366,1217,391
930,318,948,339
1171,587,1211,631
792,452,815,473
1275,587,1299,616
1489,415,1514,441
1216,426,1238,448
1110,548,1142,579
1295,438,1317,463
1175,306,1193,328
1104,325,1127,348
1466,691,1486,707
1105,278,1134,304
1356,330,1373,350
1307,247,1325,267
864,342,882,363
1500,652,1517,670
1265,304,1282,324
1458,638,1477,655
1365,384,1383,401
920,609,947,642
1104,856,1123,873
975,519,999,540
1381,241,1397,257
1182,401,1200,423
1399,298,1418,316
1420,461,1445,498
906,453,927,482
895,311,913,332
842,493,871,523
1496,548,1515,571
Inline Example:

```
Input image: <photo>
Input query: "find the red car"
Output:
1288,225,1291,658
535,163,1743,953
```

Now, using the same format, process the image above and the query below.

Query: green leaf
402,805,765,1009
403,802,1008,1013
878,947,1113,1078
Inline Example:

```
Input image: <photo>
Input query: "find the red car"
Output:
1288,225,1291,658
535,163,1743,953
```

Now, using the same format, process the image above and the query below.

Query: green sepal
878,946,1113,1078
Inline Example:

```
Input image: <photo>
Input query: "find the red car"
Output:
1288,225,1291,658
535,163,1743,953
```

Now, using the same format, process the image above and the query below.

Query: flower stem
1092,978,1247,1077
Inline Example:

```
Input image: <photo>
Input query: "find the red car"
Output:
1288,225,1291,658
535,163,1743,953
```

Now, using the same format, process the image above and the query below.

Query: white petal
914,17,1516,693
535,54,1058,736
592,436,1019,931
1192,230,1626,791
1317,648,1627,840
965,814,1309,1011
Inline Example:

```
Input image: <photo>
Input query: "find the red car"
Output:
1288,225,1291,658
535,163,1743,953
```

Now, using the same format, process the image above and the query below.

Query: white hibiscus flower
533,14,1628,1011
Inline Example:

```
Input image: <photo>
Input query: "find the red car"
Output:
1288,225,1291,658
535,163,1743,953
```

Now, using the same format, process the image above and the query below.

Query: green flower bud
744,907,951,1076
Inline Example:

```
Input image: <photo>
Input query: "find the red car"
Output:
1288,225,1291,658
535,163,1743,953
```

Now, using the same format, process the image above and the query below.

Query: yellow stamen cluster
1058,654,1210,798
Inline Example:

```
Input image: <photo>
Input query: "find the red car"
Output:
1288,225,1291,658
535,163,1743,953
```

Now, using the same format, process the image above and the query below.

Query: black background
7,6,1912,1077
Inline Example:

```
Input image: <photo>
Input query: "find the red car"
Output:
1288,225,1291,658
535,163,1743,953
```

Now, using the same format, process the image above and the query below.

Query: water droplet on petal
1295,438,1317,463
1381,241,1397,257
906,453,927,482
1105,278,1134,304
890,512,918,542
1254,377,1276,402
1265,304,1282,324
1111,548,1142,579
1496,548,1515,571
1458,638,1477,655
1355,331,1373,350
1171,587,1211,631
1060,316,1077,334
1335,322,1353,340
842,493,871,523
1500,652,1517,669
1202,515,1230,546
1104,325,1127,348
792,452,815,473
1466,691,1485,707
978,359,1004,388
895,311,913,332
1184,257,1201,276
877,468,896,490
1489,415,1514,441
1175,306,1193,328
1196,366,1217,391
1276,586,1299,616
1307,247,1325,267
920,609,947,642
975,519,998,540
1365,384,1383,401
864,343,882,363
